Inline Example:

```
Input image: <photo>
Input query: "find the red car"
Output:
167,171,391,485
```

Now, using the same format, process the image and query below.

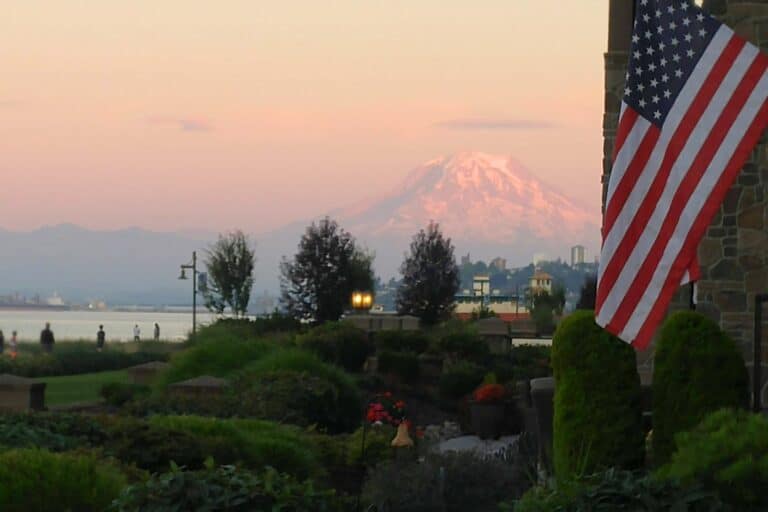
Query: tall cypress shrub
552,311,644,479
652,311,748,465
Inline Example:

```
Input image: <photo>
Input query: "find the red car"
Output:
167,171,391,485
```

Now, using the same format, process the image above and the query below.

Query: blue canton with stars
625,0,721,126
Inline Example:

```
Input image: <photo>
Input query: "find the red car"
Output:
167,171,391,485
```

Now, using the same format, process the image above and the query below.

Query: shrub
111,464,340,512
0,448,126,512
100,382,150,407
652,311,748,465
436,323,489,361
377,351,420,382
0,421,80,452
658,409,768,510
346,425,395,466
511,469,723,512
363,451,529,512
439,361,485,402
552,310,644,479
510,345,552,380
297,321,372,372
374,330,430,354
150,415,322,480
0,413,107,447
236,349,362,433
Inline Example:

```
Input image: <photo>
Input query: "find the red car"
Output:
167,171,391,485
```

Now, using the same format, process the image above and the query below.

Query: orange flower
473,383,506,403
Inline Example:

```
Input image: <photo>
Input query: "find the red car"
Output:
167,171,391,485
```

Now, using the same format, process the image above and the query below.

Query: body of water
0,309,219,342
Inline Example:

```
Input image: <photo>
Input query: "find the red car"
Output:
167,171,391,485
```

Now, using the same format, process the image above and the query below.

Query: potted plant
470,382,507,440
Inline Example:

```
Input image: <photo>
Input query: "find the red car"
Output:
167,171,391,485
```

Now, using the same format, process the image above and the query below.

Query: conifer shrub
297,321,372,372
0,449,126,512
652,311,748,465
552,311,644,479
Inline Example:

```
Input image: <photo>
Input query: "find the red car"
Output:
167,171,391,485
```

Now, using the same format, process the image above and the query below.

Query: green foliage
575,276,597,310
0,413,107,447
511,469,724,512
202,230,256,316
297,321,372,372
652,311,748,465
280,217,375,323
0,421,81,452
373,330,430,354
0,342,171,378
100,382,150,407
396,222,460,325
346,425,395,466
510,345,552,380
111,464,340,512
363,451,529,512
150,416,322,479
439,361,485,402
377,351,420,382
552,311,644,479
0,448,126,512
236,349,362,433
658,409,768,510
436,323,489,361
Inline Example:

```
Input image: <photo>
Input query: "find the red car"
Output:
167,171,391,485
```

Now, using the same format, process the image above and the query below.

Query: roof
476,317,509,336
0,374,45,389
531,271,553,280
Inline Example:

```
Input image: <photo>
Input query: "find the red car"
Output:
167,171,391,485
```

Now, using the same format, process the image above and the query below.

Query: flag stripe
631,71,768,347
600,39,757,327
609,51,767,337
612,108,641,162
597,29,741,316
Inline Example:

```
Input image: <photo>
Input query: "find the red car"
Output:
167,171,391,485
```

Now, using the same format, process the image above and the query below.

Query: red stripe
596,35,744,317
609,54,767,335
611,108,640,162
602,123,659,239
633,85,768,350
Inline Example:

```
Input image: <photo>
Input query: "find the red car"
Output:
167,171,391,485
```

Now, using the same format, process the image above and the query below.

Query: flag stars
639,99,647,108
683,17,691,26
687,49,695,58
654,111,662,119
673,53,681,62
671,37,679,46
660,57,668,67
664,89,672,99
685,33,693,42
638,83,646,92
670,21,677,30
675,68,684,78
661,73,670,83
699,28,707,37
697,13,705,22
652,94,660,103
650,78,659,88
625,86,632,96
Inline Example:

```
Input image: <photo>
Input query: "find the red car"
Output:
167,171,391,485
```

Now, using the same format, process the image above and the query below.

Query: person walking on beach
133,324,141,342
97,325,106,352
10,331,18,359
40,322,55,353
153,323,160,341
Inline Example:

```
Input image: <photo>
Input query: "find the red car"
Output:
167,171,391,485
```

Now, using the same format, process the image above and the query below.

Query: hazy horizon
2,1,609,236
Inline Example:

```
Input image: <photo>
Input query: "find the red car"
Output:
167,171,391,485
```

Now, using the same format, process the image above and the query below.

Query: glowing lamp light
351,291,373,311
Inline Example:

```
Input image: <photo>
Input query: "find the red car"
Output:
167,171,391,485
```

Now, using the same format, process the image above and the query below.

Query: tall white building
570,245,586,267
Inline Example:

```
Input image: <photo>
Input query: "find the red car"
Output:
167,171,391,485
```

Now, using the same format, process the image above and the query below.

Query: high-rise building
490,257,507,272
570,245,586,267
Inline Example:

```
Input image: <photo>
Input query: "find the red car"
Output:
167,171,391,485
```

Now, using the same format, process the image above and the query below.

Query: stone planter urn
469,401,506,440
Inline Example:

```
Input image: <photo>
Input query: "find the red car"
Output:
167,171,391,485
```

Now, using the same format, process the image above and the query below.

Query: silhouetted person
97,325,106,352
40,322,55,353
133,324,141,342
154,323,160,341
0,330,4,355
10,331,18,359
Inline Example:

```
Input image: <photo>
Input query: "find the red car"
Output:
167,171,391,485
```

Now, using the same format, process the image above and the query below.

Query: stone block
715,291,747,312
746,269,768,294
698,238,722,267
738,174,760,186
739,228,768,251
711,259,744,281
738,204,764,230
723,188,742,214
739,254,765,271
127,361,170,386
168,376,228,398
0,374,46,412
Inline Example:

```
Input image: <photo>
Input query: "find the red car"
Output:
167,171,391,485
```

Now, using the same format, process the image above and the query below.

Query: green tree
530,285,566,335
202,231,255,317
576,275,597,310
396,222,460,325
280,217,374,323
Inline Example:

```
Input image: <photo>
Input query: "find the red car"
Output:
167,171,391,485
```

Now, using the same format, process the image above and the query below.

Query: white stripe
597,26,731,322
604,110,652,208
598,40,757,328
621,68,768,340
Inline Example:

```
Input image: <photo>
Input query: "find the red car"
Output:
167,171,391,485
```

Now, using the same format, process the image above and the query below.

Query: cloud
147,117,213,132
435,118,552,131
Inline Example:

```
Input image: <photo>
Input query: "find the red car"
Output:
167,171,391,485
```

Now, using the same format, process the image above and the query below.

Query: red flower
383,391,393,398
473,384,506,403
395,400,406,409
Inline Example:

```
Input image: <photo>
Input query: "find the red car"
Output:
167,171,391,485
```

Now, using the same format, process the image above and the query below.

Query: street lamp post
178,251,198,337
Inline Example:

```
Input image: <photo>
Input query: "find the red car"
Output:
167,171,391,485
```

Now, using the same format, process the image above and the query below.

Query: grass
41,369,129,406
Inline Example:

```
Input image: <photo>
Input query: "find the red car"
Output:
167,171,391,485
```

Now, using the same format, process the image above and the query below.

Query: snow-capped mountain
335,151,600,256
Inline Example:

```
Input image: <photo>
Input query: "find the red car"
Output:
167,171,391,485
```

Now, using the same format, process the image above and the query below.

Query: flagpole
689,282,697,311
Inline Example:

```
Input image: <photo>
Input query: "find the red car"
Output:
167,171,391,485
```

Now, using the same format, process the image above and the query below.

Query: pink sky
1,1,608,234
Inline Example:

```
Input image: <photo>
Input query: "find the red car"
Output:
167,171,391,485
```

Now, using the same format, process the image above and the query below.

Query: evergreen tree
396,222,459,325
576,274,597,310
202,231,255,317
280,217,374,323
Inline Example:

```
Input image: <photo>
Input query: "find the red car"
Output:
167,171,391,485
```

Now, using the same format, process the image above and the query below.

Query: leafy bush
363,451,529,512
0,448,126,512
511,345,552,380
652,311,748,464
658,409,768,510
439,361,485,402
150,415,322,480
374,330,430,354
236,349,362,433
0,342,172,378
0,421,80,452
111,464,340,512
377,351,420,382
346,425,395,466
100,382,150,407
436,323,489,361
511,469,724,512
0,413,107,447
297,321,372,372
552,311,644,479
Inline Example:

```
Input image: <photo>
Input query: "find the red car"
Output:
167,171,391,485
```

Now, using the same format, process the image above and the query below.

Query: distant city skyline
2,1,608,236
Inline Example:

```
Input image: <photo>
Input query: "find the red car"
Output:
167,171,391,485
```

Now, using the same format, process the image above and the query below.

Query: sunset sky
1,1,608,234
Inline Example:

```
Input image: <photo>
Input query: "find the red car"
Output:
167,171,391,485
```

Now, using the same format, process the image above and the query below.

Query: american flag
596,0,768,349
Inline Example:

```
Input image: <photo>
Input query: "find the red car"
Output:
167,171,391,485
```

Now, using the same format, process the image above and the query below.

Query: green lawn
41,370,129,406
